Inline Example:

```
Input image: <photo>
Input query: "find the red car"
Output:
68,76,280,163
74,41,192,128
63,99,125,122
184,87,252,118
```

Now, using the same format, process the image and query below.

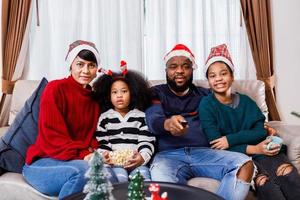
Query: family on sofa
1,40,300,200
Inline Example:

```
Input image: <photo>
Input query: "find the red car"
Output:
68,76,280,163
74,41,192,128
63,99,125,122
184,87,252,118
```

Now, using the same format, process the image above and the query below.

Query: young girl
93,61,155,183
199,44,300,200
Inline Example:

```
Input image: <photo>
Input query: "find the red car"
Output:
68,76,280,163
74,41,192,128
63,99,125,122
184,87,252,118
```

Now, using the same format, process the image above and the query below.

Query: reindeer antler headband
98,60,128,76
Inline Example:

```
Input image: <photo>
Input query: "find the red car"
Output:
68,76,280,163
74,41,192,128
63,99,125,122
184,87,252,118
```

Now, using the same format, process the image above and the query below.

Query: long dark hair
93,70,152,113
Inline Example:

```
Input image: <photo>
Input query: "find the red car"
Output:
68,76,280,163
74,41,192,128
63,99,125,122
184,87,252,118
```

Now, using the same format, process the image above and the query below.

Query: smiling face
110,80,130,115
165,56,193,94
207,61,234,95
70,56,97,87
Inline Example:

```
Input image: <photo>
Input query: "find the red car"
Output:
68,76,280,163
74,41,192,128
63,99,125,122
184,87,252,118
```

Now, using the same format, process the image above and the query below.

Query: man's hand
164,115,188,136
210,136,229,150
124,151,144,171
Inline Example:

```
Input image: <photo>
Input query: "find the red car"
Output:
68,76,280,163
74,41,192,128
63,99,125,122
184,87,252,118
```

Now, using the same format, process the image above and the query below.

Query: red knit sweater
26,76,100,164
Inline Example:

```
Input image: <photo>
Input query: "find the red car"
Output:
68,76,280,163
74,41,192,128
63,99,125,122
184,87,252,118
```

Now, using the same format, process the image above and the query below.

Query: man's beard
166,74,193,93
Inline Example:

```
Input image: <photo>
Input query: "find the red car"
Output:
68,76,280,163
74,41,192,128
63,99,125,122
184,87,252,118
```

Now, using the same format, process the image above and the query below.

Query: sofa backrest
8,79,268,124
149,80,268,120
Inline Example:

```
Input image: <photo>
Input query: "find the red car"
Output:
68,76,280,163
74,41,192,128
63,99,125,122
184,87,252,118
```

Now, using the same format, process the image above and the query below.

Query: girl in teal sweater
199,44,300,200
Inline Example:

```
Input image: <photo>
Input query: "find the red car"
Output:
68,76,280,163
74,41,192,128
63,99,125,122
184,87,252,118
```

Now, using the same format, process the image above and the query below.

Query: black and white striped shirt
95,108,155,165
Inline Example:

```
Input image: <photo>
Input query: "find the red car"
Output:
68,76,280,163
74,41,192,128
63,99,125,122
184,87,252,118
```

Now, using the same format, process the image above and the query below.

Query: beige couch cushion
0,126,9,138
0,172,57,200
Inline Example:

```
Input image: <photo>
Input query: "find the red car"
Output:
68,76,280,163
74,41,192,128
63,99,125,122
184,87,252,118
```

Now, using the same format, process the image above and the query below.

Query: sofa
0,79,300,200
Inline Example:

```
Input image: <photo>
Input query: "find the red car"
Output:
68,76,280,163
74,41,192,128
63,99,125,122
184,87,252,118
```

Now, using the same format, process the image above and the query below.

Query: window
24,0,255,81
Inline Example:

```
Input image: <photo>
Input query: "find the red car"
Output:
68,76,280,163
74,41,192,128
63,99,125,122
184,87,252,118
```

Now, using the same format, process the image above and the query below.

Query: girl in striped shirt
93,63,155,183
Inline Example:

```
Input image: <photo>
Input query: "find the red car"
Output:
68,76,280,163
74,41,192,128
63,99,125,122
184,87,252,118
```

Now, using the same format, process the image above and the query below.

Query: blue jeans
150,147,252,200
22,158,89,200
105,165,151,183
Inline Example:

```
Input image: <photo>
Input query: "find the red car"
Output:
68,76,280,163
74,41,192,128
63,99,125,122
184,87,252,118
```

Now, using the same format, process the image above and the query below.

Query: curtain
144,0,255,80
241,0,281,120
23,0,143,81
0,0,32,126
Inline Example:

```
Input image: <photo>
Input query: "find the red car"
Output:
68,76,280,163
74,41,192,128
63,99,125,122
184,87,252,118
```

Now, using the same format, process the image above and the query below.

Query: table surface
64,181,224,200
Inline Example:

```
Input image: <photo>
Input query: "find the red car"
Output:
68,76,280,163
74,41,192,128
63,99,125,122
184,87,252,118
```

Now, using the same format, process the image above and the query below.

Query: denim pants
105,165,151,183
254,153,300,200
150,147,252,200
23,158,89,200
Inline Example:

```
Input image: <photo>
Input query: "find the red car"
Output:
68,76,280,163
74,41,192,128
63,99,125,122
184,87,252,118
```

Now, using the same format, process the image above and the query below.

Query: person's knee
237,160,254,182
131,166,151,181
73,160,89,176
150,163,180,182
255,174,268,186
72,165,89,179
276,163,293,176
137,167,150,177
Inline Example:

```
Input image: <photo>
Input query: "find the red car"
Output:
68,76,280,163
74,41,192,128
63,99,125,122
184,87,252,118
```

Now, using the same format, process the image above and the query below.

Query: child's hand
264,123,277,136
255,138,280,156
102,151,113,165
210,136,229,150
124,151,144,171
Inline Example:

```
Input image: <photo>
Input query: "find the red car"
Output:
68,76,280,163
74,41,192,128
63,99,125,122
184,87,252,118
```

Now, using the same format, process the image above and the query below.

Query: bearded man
145,44,254,200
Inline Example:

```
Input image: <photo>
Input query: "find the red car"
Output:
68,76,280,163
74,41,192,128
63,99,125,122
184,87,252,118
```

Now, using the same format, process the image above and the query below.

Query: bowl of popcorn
109,149,134,166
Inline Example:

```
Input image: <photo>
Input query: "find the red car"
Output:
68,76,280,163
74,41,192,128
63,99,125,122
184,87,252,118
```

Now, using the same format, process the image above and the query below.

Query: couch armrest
0,126,9,138
268,121,300,172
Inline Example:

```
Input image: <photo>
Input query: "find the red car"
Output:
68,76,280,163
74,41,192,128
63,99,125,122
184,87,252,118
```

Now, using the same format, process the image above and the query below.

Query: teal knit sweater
198,93,267,155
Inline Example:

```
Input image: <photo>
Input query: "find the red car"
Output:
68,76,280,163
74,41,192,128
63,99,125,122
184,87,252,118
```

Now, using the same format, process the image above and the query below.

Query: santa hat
65,40,101,68
164,44,197,69
204,44,234,75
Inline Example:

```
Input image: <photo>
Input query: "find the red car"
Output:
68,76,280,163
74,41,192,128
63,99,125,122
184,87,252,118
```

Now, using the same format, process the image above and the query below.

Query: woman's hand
210,136,229,150
83,153,93,161
124,151,144,171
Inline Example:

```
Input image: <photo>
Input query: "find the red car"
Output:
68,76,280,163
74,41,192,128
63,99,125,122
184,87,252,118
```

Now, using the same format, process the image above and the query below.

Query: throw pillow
0,78,48,174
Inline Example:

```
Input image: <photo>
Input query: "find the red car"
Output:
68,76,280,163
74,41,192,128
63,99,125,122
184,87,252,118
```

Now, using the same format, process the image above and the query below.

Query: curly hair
93,70,152,113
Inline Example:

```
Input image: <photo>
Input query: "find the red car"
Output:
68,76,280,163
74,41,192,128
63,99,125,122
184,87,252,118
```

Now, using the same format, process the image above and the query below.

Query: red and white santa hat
164,44,197,69
204,44,234,75
65,40,101,68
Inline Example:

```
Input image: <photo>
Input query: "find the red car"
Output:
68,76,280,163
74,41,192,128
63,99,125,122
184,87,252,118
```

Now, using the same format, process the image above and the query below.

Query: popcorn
109,149,134,166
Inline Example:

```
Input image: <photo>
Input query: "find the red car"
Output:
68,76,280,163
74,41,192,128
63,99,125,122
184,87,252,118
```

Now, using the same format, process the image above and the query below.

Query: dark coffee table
64,181,224,200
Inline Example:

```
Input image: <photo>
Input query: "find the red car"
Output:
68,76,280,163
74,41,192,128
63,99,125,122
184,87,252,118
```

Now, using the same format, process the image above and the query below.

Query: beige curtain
240,0,281,121
0,0,32,126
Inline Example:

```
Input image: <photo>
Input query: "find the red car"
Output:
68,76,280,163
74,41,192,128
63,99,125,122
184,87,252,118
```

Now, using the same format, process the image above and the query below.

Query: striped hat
204,44,234,75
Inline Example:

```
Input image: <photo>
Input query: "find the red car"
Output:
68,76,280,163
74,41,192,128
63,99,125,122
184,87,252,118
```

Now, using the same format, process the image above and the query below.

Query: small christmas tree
127,171,146,200
83,151,114,200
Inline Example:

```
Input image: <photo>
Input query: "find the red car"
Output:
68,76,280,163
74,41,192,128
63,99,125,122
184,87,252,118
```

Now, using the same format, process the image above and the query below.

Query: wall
272,0,300,125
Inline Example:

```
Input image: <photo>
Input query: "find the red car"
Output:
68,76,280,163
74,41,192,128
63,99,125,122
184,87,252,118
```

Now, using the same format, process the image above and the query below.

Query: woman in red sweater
22,40,101,200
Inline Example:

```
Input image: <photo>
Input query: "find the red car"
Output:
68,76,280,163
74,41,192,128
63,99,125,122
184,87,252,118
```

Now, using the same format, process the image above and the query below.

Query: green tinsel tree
127,171,146,200
83,151,114,200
